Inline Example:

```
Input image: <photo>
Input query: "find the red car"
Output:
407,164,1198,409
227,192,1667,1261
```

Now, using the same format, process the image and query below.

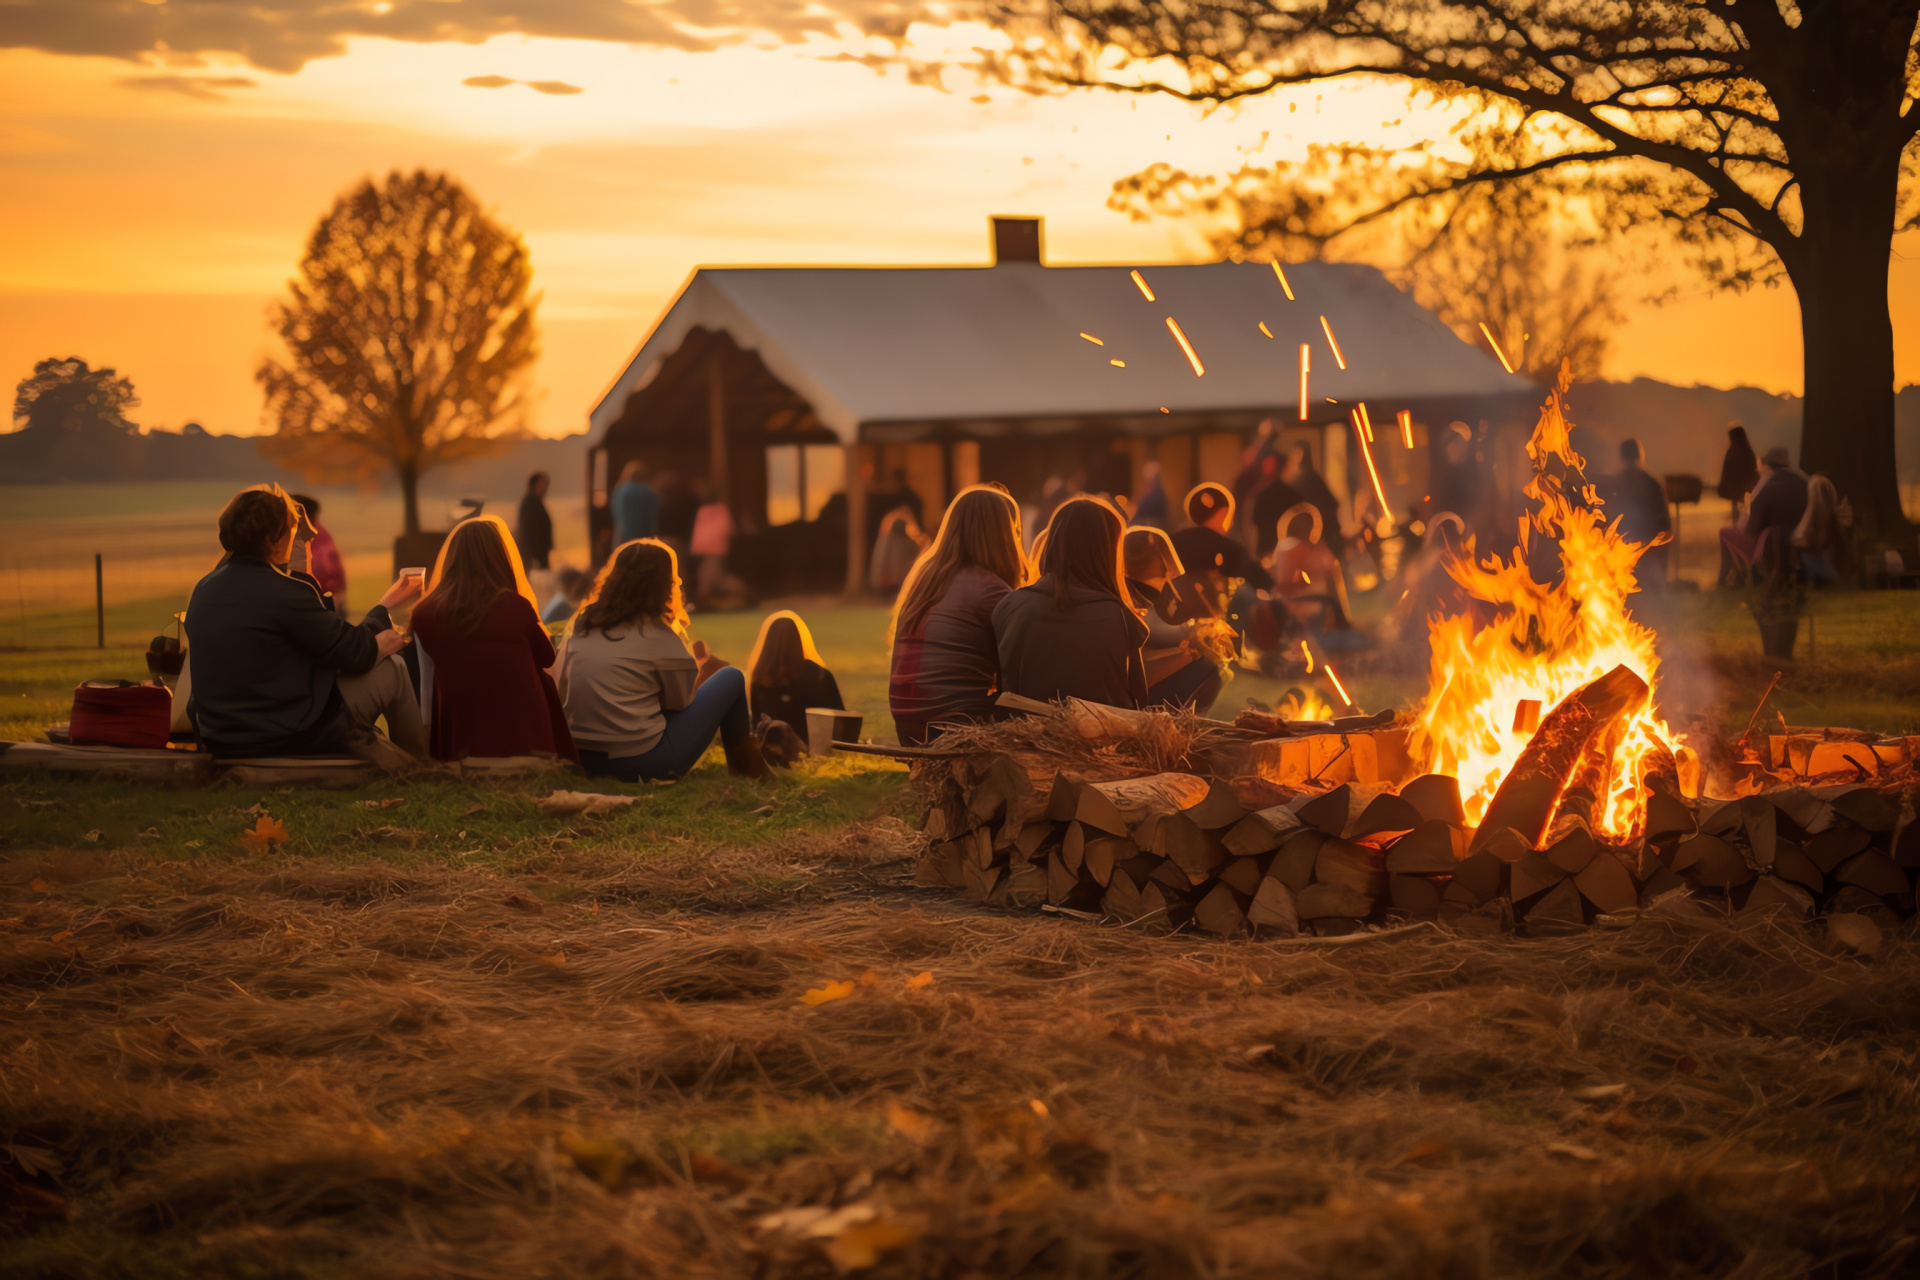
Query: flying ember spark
1110,358,1126,367
1478,322,1515,373
1298,344,1310,420
1324,664,1354,708
1357,402,1375,443
1319,315,1347,369
1300,640,1314,672
1271,261,1295,300
1353,414,1391,521
1258,321,1274,338
1398,409,1414,448
1130,270,1155,301
1080,332,1104,345
1165,317,1204,376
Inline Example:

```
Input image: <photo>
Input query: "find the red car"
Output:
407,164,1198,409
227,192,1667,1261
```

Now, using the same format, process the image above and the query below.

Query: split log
1082,835,1132,887
995,860,1048,908
1061,822,1087,873
1399,774,1467,827
1572,850,1638,914
1148,857,1193,891
1804,821,1872,874
1828,886,1899,920
1637,860,1688,902
1545,824,1597,874
1390,873,1446,913
1046,850,1085,905
916,841,969,888
1137,881,1195,931
1223,804,1306,857
1468,664,1648,854
1313,840,1387,898
1447,850,1505,904
1520,878,1585,933
1194,881,1250,937
1643,790,1697,840
1102,857,1157,921
1701,796,1776,870
963,859,1006,902
1153,813,1228,884
1186,780,1249,831
965,825,997,871
1510,852,1568,903
1770,841,1824,895
1477,827,1534,864
1670,833,1754,888
966,752,1036,831
1346,792,1423,843
1296,881,1377,920
1742,874,1815,919
1822,785,1902,833
1289,784,1352,836
1015,821,1060,860
1383,821,1460,875
1216,854,1269,896
1270,830,1325,892
1046,771,1209,836
1896,816,1920,870
1246,876,1301,935
1834,850,1909,898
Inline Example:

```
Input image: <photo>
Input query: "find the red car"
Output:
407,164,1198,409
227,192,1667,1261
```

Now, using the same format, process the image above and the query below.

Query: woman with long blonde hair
747,610,844,737
556,538,764,780
411,515,575,762
886,484,1029,745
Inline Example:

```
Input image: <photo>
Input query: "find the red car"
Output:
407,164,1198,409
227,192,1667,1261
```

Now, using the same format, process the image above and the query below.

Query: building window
765,444,847,526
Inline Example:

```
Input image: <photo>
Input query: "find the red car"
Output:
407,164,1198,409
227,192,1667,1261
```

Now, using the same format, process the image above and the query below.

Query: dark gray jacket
185,557,390,755
991,575,1149,710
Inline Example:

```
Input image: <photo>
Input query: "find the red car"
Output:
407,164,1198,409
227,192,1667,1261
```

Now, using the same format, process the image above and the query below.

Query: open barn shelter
587,218,1535,593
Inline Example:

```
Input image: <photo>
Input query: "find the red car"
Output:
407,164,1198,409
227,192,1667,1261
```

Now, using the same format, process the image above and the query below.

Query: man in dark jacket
1719,446,1809,585
1171,483,1274,589
1597,438,1672,583
187,486,422,759
517,471,555,569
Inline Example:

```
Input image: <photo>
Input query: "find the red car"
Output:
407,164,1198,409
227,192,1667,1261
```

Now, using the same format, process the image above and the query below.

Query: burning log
1468,665,1649,855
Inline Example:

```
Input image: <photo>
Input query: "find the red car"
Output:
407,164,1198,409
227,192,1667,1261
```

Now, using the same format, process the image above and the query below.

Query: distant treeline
0,425,589,498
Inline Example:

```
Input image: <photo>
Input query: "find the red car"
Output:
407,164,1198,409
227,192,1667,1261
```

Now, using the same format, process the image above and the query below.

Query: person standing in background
655,470,699,561
611,460,659,546
689,484,734,605
1719,446,1808,585
516,472,554,570
1716,423,1759,523
290,494,346,600
1597,439,1671,584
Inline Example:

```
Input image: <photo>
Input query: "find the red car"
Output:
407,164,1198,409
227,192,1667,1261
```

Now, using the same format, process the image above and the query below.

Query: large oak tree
990,0,1920,548
258,170,537,535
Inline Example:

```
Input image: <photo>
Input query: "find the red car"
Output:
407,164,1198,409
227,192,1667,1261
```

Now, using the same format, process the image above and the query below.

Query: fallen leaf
1572,1084,1628,1101
823,1213,927,1272
1546,1141,1600,1162
887,1103,937,1144
140,827,160,838
356,798,405,809
532,951,567,968
755,1205,838,1235
239,815,291,851
749,804,776,817
1028,1098,1050,1119
183,840,203,849
461,803,487,817
80,830,100,843
905,970,934,990
500,891,545,914
687,1150,748,1189
48,930,73,944
1393,1140,1448,1165
559,1132,637,1189
29,878,51,893
1826,912,1883,958
536,790,640,817
801,980,856,1007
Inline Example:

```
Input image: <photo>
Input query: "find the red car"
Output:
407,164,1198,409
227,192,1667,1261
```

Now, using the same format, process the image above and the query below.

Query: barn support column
845,442,868,595
708,349,729,509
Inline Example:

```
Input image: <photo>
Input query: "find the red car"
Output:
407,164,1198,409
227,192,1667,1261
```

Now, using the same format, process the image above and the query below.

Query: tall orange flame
1414,364,1680,840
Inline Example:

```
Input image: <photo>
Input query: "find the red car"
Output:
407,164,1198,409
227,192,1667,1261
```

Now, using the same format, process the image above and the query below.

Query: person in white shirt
556,539,765,781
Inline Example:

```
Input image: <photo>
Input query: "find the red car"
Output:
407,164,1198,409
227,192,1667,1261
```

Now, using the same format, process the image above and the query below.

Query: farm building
586,218,1534,592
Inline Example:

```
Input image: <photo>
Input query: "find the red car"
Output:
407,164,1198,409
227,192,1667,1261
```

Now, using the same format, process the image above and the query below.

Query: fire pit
907,371,1918,937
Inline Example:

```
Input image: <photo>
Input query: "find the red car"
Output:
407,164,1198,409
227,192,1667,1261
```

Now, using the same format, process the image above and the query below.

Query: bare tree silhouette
257,170,537,535
987,0,1920,547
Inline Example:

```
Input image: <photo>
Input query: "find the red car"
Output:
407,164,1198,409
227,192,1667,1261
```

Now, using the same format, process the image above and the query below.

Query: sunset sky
4,6,1916,441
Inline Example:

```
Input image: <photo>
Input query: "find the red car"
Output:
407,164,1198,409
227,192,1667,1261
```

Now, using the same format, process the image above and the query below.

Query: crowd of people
173,412,1857,778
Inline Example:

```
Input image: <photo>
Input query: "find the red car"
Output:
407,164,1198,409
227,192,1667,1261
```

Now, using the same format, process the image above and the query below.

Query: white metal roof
589,259,1534,444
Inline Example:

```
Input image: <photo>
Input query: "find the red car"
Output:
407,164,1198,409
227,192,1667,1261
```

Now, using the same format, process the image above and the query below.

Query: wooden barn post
845,442,867,594
707,346,729,509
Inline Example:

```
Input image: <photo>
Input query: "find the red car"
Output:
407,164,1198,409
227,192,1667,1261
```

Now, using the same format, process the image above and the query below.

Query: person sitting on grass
1122,527,1223,716
411,516,576,764
747,611,843,740
186,484,424,764
887,484,1030,745
992,496,1147,710
556,538,766,781
541,566,590,625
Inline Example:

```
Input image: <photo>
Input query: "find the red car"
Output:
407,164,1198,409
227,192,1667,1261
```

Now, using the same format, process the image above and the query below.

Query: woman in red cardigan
411,516,576,762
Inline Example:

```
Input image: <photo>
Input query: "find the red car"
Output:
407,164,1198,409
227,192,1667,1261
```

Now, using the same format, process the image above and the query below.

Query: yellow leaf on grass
905,971,934,990
801,980,856,1007
48,930,73,944
240,815,291,850
822,1214,927,1272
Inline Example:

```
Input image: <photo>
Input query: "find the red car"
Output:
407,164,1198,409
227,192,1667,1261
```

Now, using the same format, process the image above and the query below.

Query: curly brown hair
217,486,297,560
572,539,687,638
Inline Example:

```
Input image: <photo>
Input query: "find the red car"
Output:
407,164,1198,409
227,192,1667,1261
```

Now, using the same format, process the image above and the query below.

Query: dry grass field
2,758,1917,1279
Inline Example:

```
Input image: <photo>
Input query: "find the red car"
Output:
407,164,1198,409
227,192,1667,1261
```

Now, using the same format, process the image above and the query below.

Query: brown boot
724,729,770,779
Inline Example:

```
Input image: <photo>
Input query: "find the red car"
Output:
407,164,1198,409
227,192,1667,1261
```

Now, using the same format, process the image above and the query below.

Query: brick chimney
991,216,1043,265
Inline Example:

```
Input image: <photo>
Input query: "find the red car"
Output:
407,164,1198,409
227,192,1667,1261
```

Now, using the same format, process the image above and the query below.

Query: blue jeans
578,666,752,782
1148,659,1224,717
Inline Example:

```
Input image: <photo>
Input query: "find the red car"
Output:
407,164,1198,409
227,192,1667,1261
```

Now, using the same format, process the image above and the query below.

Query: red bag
70,680,173,750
